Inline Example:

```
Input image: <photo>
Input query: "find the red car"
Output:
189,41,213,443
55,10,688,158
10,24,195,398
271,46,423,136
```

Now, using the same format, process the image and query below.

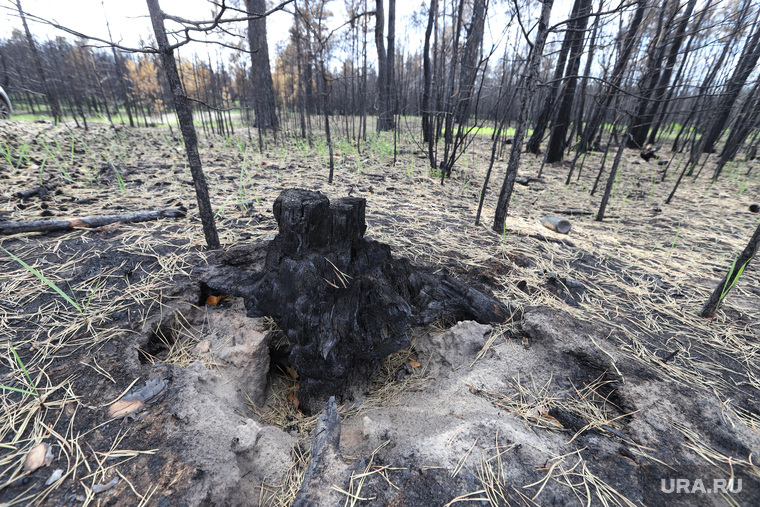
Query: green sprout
1,247,82,313
1,344,39,397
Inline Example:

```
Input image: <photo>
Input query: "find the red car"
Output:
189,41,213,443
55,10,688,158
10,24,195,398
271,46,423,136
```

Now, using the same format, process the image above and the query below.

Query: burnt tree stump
208,189,513,413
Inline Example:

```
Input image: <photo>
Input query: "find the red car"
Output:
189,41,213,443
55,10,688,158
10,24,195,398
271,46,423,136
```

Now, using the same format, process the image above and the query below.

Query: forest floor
1,120,759,506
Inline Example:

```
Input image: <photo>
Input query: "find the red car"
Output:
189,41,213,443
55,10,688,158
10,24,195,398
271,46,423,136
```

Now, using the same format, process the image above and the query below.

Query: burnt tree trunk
16,0,61,123
246,0,279,129
566,0,647,183
146,0,220,249
641,0,697,146
544,0,593,163
575,0,647,155
0,208,186,235
204,189,513,413
700,19,760,153
422,0,437,168
493,0,554,232
568,0,602,151
453,0,487,127
526,0,583,155
627,0,673,149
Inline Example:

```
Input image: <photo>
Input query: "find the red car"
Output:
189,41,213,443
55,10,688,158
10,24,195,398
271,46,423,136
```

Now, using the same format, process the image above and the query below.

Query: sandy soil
0,120,759,505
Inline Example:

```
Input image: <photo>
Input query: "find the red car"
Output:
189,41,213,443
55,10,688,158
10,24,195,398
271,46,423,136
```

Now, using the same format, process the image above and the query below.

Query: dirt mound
1,121,759,505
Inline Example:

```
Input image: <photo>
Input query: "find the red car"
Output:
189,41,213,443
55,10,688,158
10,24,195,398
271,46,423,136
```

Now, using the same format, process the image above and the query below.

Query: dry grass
1,120,759,504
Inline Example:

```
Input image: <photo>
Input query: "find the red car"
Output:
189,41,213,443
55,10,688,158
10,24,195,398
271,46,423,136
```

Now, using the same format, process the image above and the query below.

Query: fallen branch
14,182,60,200
0,208,186,235
549,209,594,216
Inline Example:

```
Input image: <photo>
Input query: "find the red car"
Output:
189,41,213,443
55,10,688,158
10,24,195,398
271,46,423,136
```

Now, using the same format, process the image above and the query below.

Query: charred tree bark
526,0,583,155
453,0,487,127
700,221,760,318
544,0,593,163
568,0,603,151
713,78,760,180
318,54,335,183
205,189,513,413
387,0,396,124
422,0,438,168
700,19,760,153
375,0,395,131
246,0,279,129
0,208,186,235
596,129,628,221
643,0,698,145
146,0,220,249
627,0,673,149
493,0,554,232
440,0,466,180
567,0,647,182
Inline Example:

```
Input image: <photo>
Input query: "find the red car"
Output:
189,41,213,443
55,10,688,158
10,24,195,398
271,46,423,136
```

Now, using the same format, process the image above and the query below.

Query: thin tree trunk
526,0,583,155
596,129,628,221
440,0,466,181
493,0,554,232
627,0,674,148
453,0,487,127
146,0,220,249
422,0,437,152
545,0,593,162
646,0,701,145
567,0,647,182
16,0,61,122
700,17,760,153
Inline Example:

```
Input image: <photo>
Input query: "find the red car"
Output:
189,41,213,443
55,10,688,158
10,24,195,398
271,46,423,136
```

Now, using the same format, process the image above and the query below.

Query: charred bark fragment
206,189,513,413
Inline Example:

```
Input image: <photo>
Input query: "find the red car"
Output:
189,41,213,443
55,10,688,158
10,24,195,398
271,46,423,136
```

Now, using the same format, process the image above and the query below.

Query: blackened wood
205,189,513,413
246,0,279,128
545,0,593,163
701,20,760,153
493,0,554,232
14,183,58,199
16,0,61,122
0,208,186,235
146,0,220,249
292,397,356,507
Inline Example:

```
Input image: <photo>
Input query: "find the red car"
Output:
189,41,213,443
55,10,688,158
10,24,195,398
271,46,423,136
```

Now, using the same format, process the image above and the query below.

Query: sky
1,0,295,60
1,0,574,66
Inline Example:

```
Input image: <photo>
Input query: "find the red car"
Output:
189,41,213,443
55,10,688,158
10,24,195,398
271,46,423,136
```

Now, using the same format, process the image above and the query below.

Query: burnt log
0,208,187,235
206,189,513,413
292,397,358,507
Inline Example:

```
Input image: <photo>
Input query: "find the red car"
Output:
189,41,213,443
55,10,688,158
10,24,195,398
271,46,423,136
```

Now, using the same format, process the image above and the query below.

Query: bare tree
421,0,438,168
544,0,593,162
246,0,279,128
146,0,220,249
375,0,395,130
700,14,760,153
566,0,647,183
453,0,487,127
526,0,585,155
493,0,554,233
15,0,61,122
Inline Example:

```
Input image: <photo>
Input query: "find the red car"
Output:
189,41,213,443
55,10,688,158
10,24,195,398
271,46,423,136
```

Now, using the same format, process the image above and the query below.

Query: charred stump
208,189,513,413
